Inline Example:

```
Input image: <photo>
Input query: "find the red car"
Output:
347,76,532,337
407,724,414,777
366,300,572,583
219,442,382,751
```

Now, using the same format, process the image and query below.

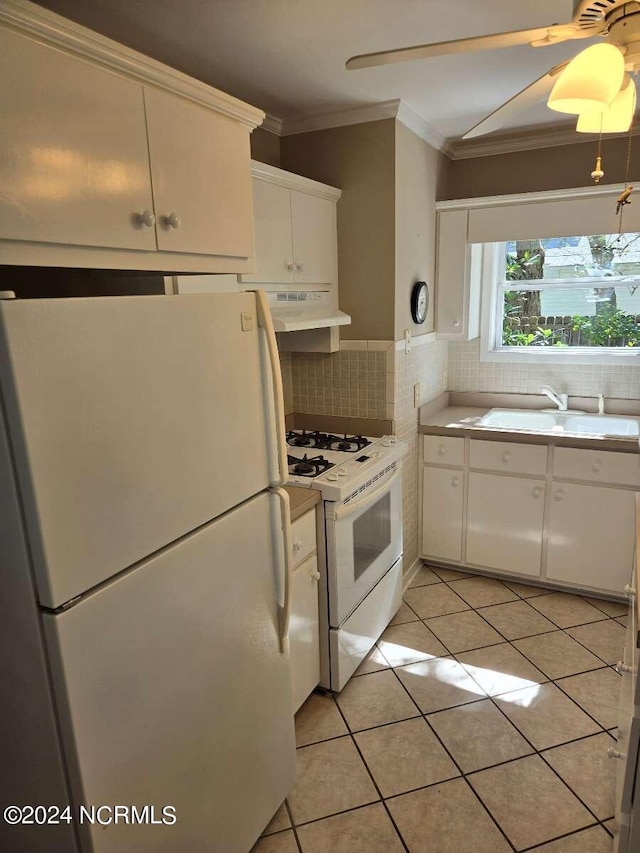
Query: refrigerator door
0,293,274,608
43,490,295,853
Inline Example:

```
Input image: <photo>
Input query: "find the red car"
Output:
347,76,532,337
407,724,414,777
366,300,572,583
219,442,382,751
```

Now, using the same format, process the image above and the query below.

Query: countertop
284,484,321,522
419,393,640,453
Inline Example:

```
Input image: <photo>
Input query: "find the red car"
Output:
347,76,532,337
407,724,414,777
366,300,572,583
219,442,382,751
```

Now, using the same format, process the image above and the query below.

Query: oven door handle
272,486,293,654
332,469,401,521
255,289,288,487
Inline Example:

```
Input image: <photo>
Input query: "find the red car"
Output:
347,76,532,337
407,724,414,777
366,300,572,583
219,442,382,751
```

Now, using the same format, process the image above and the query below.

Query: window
482,232,640,364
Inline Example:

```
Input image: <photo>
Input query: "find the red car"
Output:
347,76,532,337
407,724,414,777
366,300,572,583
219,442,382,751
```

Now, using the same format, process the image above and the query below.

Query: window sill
481,347,640,366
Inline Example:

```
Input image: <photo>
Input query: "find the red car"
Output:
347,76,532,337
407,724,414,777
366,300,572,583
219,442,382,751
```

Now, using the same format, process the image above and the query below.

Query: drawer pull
607,747,625,761
615,661,633,674
554,489,564,502
625,584,636,598
438,445,446,456
293,540,302,553
532,486,542,498
502,451,511,463
592,460,602,473
451,476,460,488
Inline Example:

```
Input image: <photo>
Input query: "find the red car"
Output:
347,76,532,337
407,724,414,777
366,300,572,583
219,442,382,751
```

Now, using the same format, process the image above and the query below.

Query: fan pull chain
591,116,604,183
616,111,635,233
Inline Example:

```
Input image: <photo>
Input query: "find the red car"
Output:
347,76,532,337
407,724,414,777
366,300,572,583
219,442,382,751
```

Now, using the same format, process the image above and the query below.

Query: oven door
326,468,403,627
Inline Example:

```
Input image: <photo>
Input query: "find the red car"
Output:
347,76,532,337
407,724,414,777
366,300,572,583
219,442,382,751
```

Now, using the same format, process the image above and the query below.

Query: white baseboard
402,557,424,593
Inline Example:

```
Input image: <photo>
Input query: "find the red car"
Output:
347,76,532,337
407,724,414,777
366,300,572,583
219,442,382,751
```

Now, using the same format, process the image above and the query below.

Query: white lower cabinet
466,473,544,577
289,509,321,713
546,483,635,594
421,467,464,562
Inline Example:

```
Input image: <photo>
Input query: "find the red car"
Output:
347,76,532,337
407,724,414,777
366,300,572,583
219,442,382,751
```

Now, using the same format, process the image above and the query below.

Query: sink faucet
541,384,568,411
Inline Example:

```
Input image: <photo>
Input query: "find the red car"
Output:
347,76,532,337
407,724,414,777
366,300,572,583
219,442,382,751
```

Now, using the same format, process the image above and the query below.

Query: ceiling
33,0,590,142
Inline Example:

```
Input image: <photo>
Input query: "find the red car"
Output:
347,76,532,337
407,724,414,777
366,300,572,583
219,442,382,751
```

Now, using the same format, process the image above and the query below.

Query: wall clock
411,281,429,324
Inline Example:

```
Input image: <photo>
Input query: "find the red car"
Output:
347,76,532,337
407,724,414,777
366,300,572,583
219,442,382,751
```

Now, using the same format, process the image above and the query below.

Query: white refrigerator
0,291,295,853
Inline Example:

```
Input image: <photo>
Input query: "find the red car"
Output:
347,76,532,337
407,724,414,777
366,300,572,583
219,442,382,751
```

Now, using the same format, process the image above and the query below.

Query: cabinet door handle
296,263,304,272
592,460,602,473
532,486,542,498
451,476,460,487
310,570,320,582
554,489,564,502
502,451,511,463
293,540,302,553
452,318,461,328
608,747,625,761
625,584,636,598
615,660,633,674
286,262,295,272
136,210,155,227
162,212,181,229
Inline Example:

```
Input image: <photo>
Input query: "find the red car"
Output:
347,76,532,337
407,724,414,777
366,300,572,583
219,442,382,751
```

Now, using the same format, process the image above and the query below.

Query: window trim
480,242,640,365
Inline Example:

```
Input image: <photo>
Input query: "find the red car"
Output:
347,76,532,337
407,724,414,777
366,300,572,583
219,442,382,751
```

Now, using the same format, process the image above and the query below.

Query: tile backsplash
449,338,640,400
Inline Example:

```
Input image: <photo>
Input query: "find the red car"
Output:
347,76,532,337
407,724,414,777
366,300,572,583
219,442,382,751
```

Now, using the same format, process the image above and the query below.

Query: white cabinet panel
435,209,482,340
241,180,294,283
546,483,635,594
291,509,317,568
0,27,155,251
470,440,547,476
144,86,254,258
423,435,465,467
290,554,321,712
467,473,544,576
554,447,640,487
291,190,338,284
422,467,464,562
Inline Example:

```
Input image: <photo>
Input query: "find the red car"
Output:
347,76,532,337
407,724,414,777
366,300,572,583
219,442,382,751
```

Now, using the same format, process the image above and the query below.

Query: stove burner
287,453,335,478
287,430,372,453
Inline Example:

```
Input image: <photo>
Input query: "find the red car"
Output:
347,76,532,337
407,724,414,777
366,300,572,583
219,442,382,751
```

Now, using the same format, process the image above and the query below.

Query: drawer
554,447,640,487
423,435,464,467
469,439,547,476
291,508,317,568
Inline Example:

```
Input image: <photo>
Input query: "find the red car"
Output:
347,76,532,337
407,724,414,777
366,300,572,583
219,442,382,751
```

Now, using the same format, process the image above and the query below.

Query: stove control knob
327,473,339,481
382,437,396,446
337,467,348,476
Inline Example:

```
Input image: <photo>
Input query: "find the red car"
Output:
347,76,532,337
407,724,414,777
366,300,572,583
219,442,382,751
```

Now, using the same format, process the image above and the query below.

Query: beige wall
282,120,396,341
443,136,633,200
250,126,281,167
394,122,448,340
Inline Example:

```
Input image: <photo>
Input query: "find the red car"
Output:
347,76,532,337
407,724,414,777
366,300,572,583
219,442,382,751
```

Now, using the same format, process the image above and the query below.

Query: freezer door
0,293,273,608
43,491,295,853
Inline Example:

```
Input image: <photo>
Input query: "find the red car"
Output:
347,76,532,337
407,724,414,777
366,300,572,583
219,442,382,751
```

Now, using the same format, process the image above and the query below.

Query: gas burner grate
287,430,371,453
287,453,335,478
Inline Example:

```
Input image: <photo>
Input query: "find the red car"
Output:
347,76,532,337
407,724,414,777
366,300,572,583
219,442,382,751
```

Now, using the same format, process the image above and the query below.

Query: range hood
266,290,351,332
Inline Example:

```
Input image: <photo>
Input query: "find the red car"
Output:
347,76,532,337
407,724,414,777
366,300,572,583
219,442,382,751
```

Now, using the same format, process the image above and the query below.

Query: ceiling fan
346,0,640,139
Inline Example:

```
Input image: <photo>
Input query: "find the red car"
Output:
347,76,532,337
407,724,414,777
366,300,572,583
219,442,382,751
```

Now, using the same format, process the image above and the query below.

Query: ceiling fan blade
462,62,568,139
346,27,557,70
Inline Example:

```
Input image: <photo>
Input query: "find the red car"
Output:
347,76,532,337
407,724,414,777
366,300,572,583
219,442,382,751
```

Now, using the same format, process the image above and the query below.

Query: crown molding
280,100,400,137
0,0,264,129
250,159,341,201
261,113,283,135
395,101,448,154
447,121,640,160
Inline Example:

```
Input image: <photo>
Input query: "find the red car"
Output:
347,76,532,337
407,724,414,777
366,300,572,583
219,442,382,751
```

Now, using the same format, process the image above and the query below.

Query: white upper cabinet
435,208,482,340
0,27,156,252
0,1,263,272
144,87,254,259
240,162,340,285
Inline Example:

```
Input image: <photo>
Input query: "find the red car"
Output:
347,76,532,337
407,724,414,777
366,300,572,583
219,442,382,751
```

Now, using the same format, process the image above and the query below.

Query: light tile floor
253,567,627,853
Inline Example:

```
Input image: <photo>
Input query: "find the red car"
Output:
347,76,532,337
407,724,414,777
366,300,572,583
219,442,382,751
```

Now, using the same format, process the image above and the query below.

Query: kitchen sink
478,408,640,437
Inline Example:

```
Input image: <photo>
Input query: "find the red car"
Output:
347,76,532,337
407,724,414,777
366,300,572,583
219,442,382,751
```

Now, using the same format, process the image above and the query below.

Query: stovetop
286,430,407,501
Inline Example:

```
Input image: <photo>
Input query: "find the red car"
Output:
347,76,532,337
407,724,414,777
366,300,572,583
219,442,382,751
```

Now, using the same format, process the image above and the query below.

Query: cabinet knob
607,746,625,761
293,540,302,553
615,660,633,674
554,489,564,502
136,210,155,227
162,212,181,229
452,319,461,328
451,475,460,487
592,460,602,473
502,451,511,463
310,570,321,582
286,262,295,272
437,445,446,456
296,263,304,272
532,486,542,498
624,584,636,598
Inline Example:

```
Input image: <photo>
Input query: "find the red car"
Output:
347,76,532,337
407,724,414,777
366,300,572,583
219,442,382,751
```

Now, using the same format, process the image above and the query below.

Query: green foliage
571,307,640,347
505,251,541,281
502,326,559,347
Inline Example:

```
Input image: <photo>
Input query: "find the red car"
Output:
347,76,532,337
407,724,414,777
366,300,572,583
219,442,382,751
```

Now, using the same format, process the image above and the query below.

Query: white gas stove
286,429,408,691
286,430,406,503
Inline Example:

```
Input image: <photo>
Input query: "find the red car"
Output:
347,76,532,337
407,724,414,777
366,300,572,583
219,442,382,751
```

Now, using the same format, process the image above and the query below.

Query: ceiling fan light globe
547,43,625,115
576,76,637,133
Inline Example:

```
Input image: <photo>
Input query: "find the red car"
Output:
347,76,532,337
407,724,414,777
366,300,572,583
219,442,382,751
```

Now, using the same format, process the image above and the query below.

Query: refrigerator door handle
272,487,293,654
255,289,288,487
